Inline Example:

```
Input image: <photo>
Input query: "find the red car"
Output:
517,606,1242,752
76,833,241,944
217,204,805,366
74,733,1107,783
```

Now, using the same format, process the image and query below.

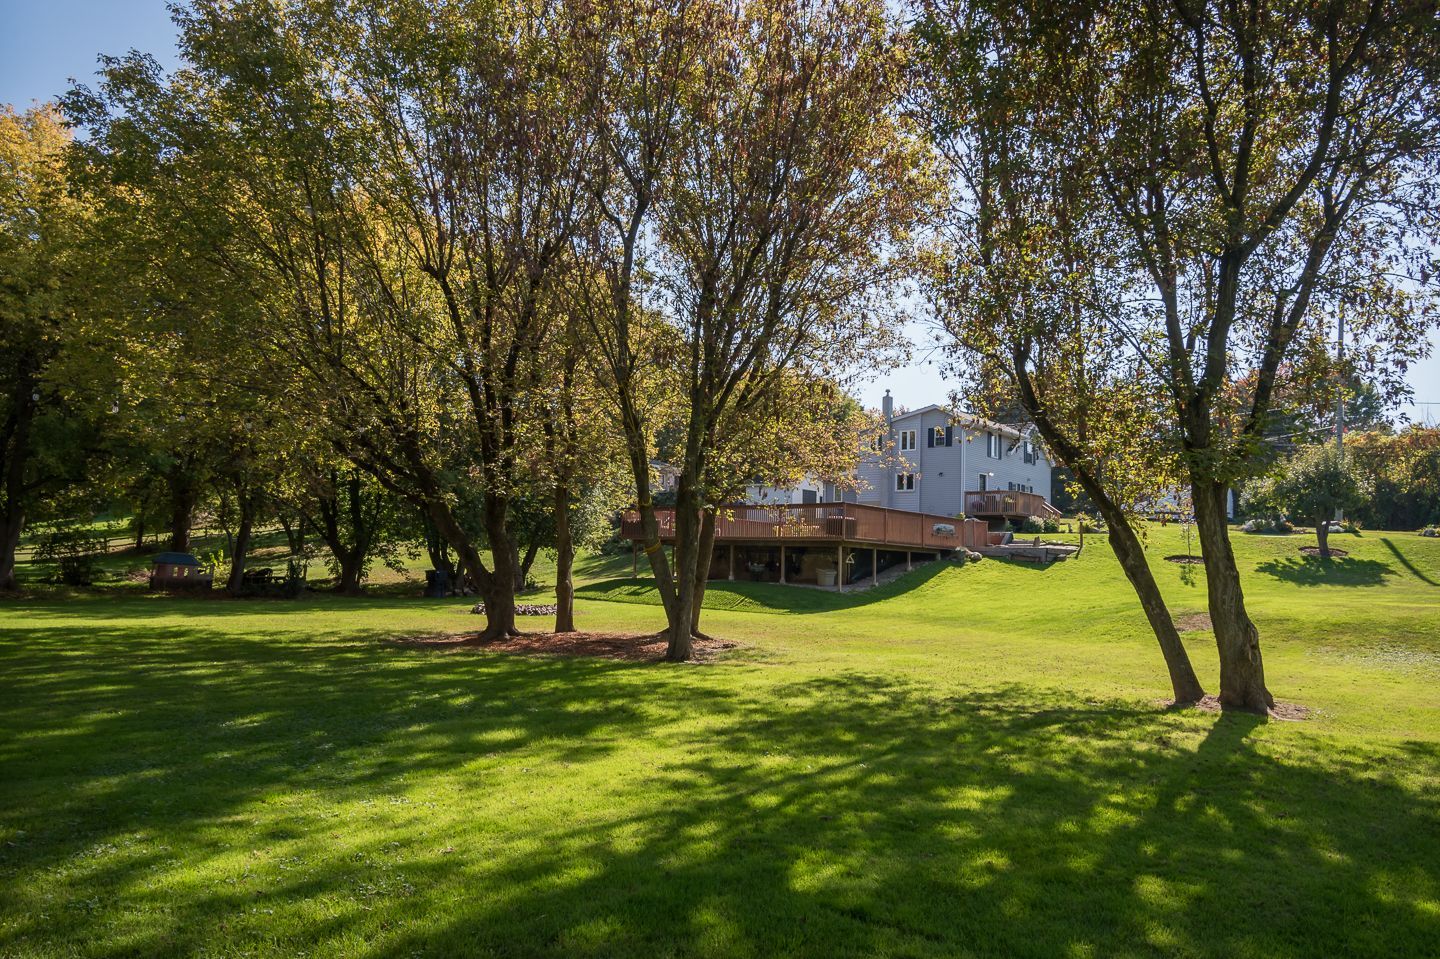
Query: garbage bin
424,569,449,598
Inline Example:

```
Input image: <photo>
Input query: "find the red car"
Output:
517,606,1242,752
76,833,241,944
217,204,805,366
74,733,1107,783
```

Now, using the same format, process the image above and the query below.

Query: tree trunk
1105,520,1206,704
225,502,254,594
1194,480,1273,712
0,504,22,592
1011,360,1204,704
335,551,364,595
481,494,519,639
1,363,35,591
623,433,679,621
665,488,702,661
1315,517,1331,560
420,496,492,609
132,511,146,551
517,540,540,592
689,509,718,638
554,482,575,633
168,470,197,552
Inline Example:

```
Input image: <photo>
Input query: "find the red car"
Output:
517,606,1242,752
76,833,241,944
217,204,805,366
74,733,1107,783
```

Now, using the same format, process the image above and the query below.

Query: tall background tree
1246,444,1371,559
0,105,100,590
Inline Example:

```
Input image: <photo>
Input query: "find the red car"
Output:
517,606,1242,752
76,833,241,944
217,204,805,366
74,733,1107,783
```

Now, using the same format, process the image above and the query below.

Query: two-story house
831,391,1057,523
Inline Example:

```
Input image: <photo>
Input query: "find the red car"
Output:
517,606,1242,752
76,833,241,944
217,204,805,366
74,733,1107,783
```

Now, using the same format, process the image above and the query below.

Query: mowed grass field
1,525,1437,958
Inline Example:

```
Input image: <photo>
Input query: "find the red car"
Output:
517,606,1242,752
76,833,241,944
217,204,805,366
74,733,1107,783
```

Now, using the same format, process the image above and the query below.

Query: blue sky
3,0,1436,422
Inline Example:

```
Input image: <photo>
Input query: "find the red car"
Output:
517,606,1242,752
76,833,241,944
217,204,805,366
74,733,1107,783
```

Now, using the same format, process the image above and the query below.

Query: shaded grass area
2,527,1439,957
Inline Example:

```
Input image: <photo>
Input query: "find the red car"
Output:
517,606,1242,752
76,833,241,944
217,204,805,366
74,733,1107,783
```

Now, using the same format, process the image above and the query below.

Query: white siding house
744,475,825,505
834,391,1055,517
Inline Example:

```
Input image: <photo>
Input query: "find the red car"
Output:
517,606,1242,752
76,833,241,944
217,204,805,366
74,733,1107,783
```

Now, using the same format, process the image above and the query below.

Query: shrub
1021,515,1045,534
1041,517,1061,534
33,526,108,586
1241,515,1293,534
1420,526,1439,538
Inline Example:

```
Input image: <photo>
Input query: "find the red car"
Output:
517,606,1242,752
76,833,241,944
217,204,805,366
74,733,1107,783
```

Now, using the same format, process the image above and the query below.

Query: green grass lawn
2,525,1437,957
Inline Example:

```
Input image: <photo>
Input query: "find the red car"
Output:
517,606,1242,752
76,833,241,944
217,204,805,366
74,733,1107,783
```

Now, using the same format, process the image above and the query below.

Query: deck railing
963,490,1060,518
620,503,991,552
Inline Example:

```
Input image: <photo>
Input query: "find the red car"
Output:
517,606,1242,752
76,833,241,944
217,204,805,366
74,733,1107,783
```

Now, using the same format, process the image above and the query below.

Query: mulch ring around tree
1157,694,1312,721
1299,546,1348,558
1174,612,1212,632
396,630,740,663
1164,554,1205,565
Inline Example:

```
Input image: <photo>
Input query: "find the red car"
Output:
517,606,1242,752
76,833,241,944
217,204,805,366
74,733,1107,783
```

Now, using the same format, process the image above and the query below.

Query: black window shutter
944,425,953,446
927,429,934,448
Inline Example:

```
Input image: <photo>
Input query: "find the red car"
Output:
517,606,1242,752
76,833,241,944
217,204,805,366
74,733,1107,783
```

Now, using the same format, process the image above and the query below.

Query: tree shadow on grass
578,561,959,616
3,609,1437,958
1256,555,1393,587
1380,538,1440,587
358,682,1438,959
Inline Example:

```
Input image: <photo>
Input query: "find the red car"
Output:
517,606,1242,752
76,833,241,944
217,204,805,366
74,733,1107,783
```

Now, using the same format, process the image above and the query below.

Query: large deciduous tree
918,0,1440,711
0,105,97,590
916,2,1207,703
71,0,610,638
579,0,929,660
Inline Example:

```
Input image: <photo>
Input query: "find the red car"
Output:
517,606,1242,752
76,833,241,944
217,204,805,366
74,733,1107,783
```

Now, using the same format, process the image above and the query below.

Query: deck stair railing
963,490,1062,518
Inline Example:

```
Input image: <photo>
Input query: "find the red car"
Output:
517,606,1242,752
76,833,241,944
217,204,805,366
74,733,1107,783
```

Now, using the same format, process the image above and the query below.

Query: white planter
817,569,837,587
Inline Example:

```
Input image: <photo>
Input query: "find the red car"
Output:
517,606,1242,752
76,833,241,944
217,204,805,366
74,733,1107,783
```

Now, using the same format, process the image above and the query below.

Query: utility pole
1335,300,1345,460
1335,300,1345,523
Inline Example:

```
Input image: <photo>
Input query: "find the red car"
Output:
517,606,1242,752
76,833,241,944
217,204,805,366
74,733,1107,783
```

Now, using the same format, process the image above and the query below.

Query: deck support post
906,550,911,571
837,546,844,592
632,544,638,577
728,544,735,581
779,545,786,584
872,548,878,586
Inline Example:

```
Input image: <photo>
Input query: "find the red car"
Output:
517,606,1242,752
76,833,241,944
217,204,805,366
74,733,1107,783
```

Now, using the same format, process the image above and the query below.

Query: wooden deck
964,490,1062,520
620,503,994,552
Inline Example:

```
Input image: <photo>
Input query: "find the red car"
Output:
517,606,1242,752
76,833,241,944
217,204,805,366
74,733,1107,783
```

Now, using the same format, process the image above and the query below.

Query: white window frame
987,433,1002,459
895,472,916,492
899,429,917,451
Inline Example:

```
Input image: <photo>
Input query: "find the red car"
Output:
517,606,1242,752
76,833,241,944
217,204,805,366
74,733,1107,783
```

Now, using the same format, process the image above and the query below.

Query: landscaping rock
471,603,558,616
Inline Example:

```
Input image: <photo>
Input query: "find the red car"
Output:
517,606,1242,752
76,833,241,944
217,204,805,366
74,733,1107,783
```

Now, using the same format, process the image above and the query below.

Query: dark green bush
33,526,108,586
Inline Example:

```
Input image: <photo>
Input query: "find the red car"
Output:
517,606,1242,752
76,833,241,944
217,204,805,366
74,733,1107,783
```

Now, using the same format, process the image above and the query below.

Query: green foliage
1252,445,1372,528
30,523,108,585
1347,428,1440,530
1021,515,1045,534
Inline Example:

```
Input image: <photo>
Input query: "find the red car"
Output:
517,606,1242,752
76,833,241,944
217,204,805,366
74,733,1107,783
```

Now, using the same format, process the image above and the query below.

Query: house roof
151,552,202,566
888,405,1033,442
